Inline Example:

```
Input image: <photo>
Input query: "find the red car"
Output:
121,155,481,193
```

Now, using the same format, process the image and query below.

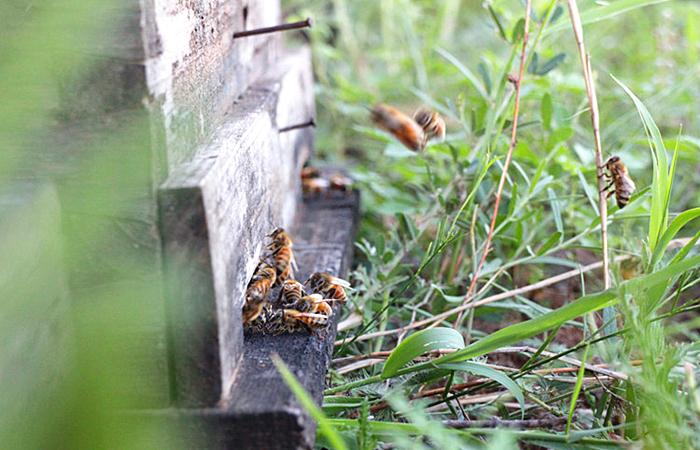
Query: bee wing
328,276,351,288
620,175,636,194
285,310,328,320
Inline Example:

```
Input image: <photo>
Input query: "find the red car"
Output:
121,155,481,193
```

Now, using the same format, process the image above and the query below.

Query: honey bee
371,104,426,152
279,279,305,308
284,309,330,329
301,166,320,180
413,108,446,144
267,228,293,250
305,272,350,304
296,293,333,316
371,104,446,152
310,296,333,317
245,263,276,305
329,173,353,192
242,301,267,324
242,262,277,323
602,156,636,208
302,176,330,194
270,245,295,284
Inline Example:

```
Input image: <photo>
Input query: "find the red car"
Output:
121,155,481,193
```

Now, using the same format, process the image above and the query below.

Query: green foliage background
1,0,699,448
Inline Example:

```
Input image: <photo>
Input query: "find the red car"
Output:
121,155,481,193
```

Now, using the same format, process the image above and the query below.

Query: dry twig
566,0,610,289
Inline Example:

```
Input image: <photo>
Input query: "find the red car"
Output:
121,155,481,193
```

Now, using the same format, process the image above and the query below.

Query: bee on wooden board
302,175,330,194
245,262,276,305
251,306,329,334
279,279,305,308
308,294,333,317
284,309,330,329
270,244,295,284
329,173,353,192
602,156,636,209
267,227,293,251
370,104,446,152
305,272,350,304
301,166,321,180
242,300,268,324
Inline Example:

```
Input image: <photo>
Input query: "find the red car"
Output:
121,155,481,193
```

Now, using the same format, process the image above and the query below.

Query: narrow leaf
273,355,348,450
436,47,489,101
650,207,700,268
434,291,617,366
566,344,590,434
545,0,672,37
382,328,465,378
536,53,566,75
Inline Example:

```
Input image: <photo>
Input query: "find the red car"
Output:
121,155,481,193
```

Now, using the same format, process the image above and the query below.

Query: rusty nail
279,118,315,133
233,17,313,39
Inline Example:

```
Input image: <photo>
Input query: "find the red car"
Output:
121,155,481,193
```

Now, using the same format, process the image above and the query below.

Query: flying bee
302,176,330,194
305,272,350,304
371,104,426,152
413,108,446,144
602,156,636,208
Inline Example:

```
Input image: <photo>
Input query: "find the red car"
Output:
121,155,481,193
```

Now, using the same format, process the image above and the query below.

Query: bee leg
606,190,615,199
599,179,614,193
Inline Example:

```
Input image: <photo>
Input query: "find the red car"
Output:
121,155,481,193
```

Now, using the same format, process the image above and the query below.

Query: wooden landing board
158,49,314,407
142,191,359,449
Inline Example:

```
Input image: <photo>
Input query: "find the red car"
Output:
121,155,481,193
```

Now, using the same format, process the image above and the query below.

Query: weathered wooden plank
159,49,314,407
142,0,283,169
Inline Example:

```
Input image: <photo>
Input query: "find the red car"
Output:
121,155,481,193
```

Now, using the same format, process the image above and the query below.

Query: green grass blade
545,0,672,37
623,253,700,293
611,75,669,253
566,344,590,435
272,355,348,450
436,47,490,101
433,291,617,366
670,229,700,265
382,328,464,378
650,207,700,268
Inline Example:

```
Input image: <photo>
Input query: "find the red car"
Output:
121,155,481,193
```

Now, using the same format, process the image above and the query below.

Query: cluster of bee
370,104,446,152
241,228,350,335
301,166,353,195
371,103,636,209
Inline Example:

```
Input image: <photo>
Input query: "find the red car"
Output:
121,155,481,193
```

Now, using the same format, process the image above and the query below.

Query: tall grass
282,0,700,448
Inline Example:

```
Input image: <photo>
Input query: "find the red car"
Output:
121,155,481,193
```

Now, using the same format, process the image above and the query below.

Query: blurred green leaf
273,355,348,450
544,0,673,36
